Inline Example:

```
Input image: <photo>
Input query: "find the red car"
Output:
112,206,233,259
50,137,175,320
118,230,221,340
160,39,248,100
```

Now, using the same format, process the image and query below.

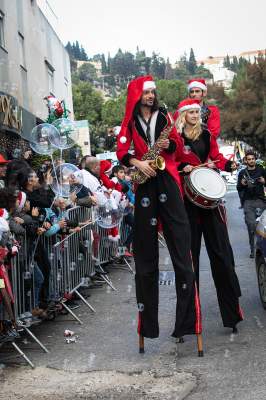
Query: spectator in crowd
20,169,54,209
0,188,20,341
0,154,8,189
237,151,266,258
111,165,134,254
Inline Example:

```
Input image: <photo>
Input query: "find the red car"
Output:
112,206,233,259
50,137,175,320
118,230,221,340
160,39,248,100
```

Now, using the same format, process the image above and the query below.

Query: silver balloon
30,123,58,155
50,118,79,149
50,163,83,198
95,201,123,229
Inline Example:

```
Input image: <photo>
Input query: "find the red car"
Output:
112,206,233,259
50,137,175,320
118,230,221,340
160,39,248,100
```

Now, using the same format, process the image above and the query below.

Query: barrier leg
73,289,96,313
99,273,117,291
22,326,49,353
122,257,134,274
11,342,35,368
61,301,83,325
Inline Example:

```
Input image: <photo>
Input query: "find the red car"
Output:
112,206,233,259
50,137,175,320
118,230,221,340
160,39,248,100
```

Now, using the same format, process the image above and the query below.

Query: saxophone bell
154,156,165,171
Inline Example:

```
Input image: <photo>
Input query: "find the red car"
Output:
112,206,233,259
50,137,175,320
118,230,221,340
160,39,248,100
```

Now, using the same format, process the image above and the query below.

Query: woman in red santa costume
116,76,203,355
174,78,221,138
176,98,243,333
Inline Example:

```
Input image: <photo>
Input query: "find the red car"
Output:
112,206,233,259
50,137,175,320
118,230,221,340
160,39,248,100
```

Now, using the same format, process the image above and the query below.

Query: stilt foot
198,350,204,357
177,337,184,343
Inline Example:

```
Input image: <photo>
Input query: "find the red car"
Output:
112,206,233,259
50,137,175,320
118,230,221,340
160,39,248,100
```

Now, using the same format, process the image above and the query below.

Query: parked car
255,209,266,308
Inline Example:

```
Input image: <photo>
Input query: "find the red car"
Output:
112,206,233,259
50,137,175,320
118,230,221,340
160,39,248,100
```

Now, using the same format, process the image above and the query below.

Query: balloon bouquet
29,96,123,231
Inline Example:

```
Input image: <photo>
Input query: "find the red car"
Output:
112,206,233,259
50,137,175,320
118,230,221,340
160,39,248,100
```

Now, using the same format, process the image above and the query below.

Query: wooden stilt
197,333,204,357
139,335,145,353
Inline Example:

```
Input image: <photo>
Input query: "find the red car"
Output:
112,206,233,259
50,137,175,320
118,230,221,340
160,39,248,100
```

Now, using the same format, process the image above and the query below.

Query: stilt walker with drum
116,76,203,355
175,98,243,333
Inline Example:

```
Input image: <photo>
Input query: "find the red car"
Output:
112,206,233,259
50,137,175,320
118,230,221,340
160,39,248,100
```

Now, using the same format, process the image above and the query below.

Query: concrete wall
0,0,73,122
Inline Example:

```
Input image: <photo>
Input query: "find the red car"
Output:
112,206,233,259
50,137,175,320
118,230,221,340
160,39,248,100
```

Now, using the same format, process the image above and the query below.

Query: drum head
190,167,226,200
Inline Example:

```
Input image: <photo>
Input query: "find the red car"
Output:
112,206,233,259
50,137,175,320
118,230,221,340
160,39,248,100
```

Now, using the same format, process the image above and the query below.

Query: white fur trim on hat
143,81,156,91
17,191,27,211
188,81,207,91
178,104,201,113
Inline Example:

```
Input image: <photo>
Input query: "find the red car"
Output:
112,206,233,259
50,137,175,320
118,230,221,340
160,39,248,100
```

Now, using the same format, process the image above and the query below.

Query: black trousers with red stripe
184,198,243,328
133,171,201,339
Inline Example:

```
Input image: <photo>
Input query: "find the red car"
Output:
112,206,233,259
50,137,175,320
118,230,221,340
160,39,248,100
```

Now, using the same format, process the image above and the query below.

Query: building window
45,59,55,95
20,67,29,109
0,11,5,48
18,32,26,69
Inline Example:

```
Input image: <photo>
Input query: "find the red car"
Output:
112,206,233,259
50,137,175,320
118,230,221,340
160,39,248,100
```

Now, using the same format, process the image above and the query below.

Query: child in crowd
111,165,135,255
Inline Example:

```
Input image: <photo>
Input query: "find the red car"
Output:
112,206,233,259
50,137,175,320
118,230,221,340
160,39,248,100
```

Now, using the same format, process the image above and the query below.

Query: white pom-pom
119,136,127,144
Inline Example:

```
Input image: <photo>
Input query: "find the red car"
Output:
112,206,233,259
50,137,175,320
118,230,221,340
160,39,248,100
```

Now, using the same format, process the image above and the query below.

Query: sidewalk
0,248,198,400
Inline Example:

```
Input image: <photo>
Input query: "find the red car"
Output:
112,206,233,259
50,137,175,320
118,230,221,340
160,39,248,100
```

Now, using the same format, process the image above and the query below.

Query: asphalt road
1,191,266,400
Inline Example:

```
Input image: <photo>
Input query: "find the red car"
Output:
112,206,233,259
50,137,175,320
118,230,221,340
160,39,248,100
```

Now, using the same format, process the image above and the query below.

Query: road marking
127,285,132,293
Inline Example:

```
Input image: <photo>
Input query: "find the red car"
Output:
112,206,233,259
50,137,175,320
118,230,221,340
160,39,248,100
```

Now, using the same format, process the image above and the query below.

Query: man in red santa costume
116,76,202,354
176,98,243,333
174,78,221,138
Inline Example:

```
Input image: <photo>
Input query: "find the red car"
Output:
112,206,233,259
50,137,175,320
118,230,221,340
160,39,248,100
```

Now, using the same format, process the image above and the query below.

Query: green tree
101,93,127,127
156,80,187,112
222,58,266,154
150,53,166,79
188,48,197,75
76,62,97,83
72,81,103,124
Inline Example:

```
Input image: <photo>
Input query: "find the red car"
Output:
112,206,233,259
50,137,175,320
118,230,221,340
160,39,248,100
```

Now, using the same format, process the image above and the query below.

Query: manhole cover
159,271,175,286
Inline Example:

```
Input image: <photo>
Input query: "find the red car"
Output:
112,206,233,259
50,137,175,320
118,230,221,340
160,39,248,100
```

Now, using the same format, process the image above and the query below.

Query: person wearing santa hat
174,78,221,138
117,76,202,354
176,98,243,333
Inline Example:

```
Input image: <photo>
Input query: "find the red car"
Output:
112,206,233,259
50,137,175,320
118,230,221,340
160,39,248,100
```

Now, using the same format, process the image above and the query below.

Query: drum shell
184,168,226,209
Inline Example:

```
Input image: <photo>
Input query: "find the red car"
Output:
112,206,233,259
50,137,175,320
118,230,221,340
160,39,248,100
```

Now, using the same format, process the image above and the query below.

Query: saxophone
132,107,175,185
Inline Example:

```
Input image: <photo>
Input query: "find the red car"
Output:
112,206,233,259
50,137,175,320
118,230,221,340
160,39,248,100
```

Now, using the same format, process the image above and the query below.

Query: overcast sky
44,0,266,62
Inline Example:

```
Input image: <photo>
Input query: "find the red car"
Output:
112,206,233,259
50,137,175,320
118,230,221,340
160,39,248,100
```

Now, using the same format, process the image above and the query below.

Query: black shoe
250,252,255,259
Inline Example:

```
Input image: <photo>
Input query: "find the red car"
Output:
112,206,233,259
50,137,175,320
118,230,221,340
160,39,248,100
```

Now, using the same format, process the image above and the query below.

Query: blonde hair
176,110,202,141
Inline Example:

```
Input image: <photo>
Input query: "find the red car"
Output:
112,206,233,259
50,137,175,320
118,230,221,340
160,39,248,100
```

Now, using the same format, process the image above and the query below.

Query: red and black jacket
117,108,184,188
177,128,233,173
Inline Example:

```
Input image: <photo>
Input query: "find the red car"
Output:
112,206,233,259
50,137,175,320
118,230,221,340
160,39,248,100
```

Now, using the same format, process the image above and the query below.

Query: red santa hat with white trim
187,78,207,92
178,98,201,113
17,191,27,211
118,75,156,144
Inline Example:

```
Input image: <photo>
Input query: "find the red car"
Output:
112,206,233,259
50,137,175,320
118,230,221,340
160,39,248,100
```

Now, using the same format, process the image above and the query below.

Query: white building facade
0,0,73,153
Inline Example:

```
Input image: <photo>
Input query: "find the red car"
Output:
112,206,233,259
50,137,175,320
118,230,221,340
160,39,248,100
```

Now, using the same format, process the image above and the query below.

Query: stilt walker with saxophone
116,76,203,355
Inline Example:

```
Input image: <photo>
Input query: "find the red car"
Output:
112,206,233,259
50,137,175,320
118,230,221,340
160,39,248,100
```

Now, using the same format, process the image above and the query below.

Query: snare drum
184,167,226,209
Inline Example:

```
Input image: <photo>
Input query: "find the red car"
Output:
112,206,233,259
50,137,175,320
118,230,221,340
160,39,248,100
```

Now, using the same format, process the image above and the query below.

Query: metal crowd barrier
3,205,134,367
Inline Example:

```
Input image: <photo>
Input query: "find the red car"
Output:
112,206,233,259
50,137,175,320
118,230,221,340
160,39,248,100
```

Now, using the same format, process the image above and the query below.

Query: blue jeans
34,263,44,308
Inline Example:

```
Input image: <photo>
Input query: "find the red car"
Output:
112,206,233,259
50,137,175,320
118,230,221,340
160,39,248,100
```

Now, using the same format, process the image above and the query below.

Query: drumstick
192,159,220,170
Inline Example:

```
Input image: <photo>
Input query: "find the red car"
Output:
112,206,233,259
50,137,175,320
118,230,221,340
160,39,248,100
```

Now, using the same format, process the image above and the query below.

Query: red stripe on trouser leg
194,282,202,334
189,251,202,334
238,305,244,320
137,312,142,335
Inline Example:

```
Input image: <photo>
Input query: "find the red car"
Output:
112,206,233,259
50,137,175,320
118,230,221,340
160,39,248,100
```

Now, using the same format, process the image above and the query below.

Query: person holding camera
237,151,266,258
